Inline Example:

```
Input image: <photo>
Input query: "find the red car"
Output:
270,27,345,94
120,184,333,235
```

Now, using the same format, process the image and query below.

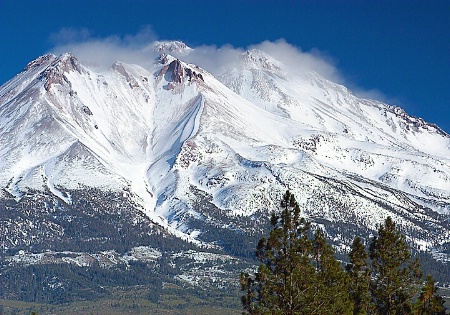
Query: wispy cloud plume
250,39,342,83
49,28,340,78
49,27,158,69
177,44,244,77
49,28,389,102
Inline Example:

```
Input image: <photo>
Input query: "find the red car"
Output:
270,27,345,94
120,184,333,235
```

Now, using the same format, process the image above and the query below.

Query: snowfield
1,42,450,260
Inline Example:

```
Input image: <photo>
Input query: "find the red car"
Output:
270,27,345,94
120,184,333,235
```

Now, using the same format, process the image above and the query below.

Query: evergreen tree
369,217,422,315
414,275,446,315
312,229,353,315
240,190,352,315
241,191,315,315
346,237,372,315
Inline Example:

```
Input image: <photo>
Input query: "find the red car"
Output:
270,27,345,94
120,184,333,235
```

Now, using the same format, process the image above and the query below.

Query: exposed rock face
40,54,83,91
82,105,93,115
59,54,83,73
168,59,184,83
388,105,447,136
24,54,55,71
185,68,204,82
158,64,170,77
157,59,205,87
185,68,195,81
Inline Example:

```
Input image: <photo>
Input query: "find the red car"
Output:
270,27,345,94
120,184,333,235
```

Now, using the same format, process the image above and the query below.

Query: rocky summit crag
1,41,450,302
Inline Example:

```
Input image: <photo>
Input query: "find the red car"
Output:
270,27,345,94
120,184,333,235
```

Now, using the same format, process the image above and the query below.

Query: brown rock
168,59,184,83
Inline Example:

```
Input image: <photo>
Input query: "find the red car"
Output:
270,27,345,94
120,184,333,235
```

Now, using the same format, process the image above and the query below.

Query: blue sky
1,0,449,132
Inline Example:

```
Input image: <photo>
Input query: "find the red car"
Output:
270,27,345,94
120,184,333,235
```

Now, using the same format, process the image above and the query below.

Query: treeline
1,261,163,304
241,191,446,315
1,188,196,255
0,188,195,304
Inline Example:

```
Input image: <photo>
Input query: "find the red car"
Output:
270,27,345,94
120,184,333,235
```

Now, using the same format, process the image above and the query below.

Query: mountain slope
1,44,450,281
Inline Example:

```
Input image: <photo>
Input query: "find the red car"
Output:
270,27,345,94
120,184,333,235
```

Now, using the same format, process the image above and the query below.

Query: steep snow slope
215,49,450,213
1,46,450,255
0,53,207,237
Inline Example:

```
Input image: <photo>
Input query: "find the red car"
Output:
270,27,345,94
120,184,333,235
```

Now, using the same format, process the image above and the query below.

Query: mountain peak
153,40,192,55
39,53,84,91
240,49,283,73
55,53,82,73
24,54,56,71
157,58,204,89
2,49,450,270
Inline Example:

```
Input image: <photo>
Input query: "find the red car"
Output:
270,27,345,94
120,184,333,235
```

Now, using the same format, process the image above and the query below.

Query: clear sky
1,0,449,133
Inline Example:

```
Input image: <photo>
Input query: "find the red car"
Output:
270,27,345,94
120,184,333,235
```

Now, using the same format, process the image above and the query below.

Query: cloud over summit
48,28,389,102
51,29,336,75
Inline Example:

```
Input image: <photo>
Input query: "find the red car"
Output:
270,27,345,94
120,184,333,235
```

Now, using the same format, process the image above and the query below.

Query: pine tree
312,229,353,315
414,275,446,315
346,237,372,315
369,217,422,315
241,190,315,315
240,190,352,315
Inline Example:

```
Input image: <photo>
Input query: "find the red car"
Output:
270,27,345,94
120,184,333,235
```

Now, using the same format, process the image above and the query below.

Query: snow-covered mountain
1,42,450,270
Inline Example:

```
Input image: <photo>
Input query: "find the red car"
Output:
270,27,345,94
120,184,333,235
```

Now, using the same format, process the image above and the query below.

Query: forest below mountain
241,191,447,315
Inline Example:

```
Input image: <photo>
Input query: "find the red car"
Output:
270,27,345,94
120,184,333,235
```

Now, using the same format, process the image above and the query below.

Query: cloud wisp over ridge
49,28,390,103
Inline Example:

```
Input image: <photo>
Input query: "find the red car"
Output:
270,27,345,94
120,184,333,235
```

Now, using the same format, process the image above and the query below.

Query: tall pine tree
241,191,316,315
414,275,446,315
346,237,372,315
312,229,353,315
369,217,422,315
240,191,352,315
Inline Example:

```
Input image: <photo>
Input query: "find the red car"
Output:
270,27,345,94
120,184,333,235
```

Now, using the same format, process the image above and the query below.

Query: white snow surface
1,46,450,247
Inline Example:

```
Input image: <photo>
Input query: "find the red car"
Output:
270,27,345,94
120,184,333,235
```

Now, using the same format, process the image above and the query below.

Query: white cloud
49,28,342,80
250,39,342,83
49,27,159,70
177,44,244,77
49,28,388,102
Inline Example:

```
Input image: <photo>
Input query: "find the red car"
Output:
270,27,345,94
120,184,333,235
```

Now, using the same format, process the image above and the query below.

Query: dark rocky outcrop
82,106,93,115
59,54,83,73
157,59,205,89
380,104,450,137
168,59,184,83
40,54,83,91
185,68,204,82
24,54,55,71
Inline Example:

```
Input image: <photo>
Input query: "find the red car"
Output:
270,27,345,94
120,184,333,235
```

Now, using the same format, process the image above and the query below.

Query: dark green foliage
346,237,372,315
414,275,446,315
0,187,254,307
185,185,270,259
241,190,352,315
369,217,423,315
311,229,353,315
416,251,450,285
1,262,163,304
241,193,448,315
0,188,195,255
346,218,448,315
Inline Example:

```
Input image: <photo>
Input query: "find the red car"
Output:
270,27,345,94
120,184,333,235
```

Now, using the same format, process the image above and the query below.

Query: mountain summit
1,43,450,269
